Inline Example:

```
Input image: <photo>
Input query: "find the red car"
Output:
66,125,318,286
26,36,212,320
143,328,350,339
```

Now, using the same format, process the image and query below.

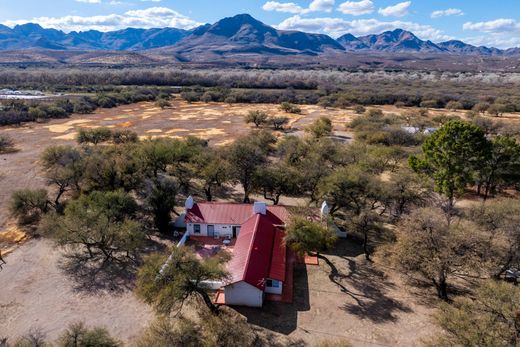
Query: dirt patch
236,239,438,346
0,239,153,343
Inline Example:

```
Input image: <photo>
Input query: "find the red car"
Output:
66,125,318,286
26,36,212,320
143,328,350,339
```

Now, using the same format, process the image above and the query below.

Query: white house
182,197,336,307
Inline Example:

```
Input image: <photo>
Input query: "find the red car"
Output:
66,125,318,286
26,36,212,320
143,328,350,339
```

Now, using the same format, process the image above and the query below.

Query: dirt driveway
237,239,437,346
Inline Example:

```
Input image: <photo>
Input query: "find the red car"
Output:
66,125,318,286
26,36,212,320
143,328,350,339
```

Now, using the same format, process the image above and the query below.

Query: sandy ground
0,239,153,343
238,239,437,347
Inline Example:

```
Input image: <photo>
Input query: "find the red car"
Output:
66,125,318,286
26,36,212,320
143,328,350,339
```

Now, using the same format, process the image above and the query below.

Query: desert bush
280,102,302,114
0,134,16,154
10,189,49,225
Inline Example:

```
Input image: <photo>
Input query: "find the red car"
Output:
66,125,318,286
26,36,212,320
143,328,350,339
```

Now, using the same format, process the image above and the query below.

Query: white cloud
462,19,520,48
262,1,304,14
463,18,519,33
76,0,101,3
2,7,202,32
338,0,373,16
308,0,335,12
262,0,334,14
431,8,464,19
378,1,411,17
276,15,450,41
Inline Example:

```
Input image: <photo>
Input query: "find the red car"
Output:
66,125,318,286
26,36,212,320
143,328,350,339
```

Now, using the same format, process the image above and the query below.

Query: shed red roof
225,213,287,290
185,202,290,226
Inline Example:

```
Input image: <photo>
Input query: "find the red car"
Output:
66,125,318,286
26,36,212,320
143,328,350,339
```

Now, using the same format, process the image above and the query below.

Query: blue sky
1,0,520,48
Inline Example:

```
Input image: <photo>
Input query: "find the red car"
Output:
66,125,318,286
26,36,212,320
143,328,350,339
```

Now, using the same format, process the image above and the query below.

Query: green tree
43,191,144,264
83,146,143,193
477,136,520,199
245,110,268,128
270,116,290,130
58,322,120,347
135,317,203,347
41,145,84,211
136,247,228,315
111,130,139,144
469,199,520,279
306,117,333,138
77,128,113,145
428,281,520,347
10,189,49,225
388,208,488,300
254,162,299,205
226,136,268,203
284,217,337,257
409,121,490,209
279,102,301,114
193,149,231,201
143,177,177,234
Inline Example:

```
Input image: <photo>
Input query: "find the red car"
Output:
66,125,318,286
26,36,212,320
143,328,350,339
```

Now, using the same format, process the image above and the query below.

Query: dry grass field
3,98,516,345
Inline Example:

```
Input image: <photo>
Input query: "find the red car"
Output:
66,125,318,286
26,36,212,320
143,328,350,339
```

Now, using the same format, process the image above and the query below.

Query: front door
207,225,215,237
232,226,240,238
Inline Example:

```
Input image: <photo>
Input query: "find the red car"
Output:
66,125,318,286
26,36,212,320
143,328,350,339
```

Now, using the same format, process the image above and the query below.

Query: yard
0,98,484,345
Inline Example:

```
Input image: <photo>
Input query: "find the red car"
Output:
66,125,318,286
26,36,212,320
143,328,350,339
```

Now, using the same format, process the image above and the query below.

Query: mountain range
1,14,520,58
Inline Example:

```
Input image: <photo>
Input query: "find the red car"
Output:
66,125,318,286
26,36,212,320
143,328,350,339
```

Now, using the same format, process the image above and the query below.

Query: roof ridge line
241,214,261,286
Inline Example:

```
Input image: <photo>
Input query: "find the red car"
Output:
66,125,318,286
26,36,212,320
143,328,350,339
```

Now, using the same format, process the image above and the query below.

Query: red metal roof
185,202,290,225
225,213,287,290
268,229,286,282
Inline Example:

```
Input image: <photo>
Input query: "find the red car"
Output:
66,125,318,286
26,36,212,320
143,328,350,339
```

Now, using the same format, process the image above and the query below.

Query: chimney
320,201,330,219
253,202,267,215
185,196,194,210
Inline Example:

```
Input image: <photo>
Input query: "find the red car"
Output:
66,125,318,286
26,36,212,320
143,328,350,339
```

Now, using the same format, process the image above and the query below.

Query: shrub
111,130,139,144
10,189,49,225
354,105,366,114
280,102,302,114
445,100,464,110
155,99,171,109
77,127,113,145
0,134,16,154
58,322,120,347
270,116,290,130
245,110,268,127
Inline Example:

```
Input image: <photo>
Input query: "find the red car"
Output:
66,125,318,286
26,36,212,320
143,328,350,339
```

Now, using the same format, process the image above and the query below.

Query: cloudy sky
1,0,520,48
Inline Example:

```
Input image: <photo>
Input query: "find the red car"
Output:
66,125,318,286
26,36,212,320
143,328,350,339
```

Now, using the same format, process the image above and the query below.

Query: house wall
224,281,264,307
264,279,283,295
186,223,240,238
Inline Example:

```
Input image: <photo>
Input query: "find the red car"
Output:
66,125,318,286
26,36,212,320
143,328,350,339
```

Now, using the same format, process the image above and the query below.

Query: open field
0,98,352,235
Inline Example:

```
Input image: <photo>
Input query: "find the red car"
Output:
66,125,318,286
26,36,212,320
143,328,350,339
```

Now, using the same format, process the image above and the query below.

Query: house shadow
322,239,412,324
234,264,310,335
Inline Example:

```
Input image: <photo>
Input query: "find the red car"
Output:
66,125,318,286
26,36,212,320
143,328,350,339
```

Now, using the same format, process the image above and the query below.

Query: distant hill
166,14,345,58
0,23,190,50
1,13,520,61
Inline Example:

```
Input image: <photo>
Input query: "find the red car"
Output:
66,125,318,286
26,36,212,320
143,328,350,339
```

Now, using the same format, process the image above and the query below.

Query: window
266,279,280,288
194,224,201,234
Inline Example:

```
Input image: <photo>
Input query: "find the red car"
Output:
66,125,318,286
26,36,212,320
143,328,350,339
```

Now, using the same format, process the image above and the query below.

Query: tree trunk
204,187,212,202
363,231,371,261
198,290,220,315
434,272,449,301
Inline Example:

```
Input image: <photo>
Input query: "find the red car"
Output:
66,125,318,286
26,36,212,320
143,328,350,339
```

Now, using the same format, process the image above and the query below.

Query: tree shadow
59,253,138,294
322,239,412,324
235,264,310,335
59,237,167,294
